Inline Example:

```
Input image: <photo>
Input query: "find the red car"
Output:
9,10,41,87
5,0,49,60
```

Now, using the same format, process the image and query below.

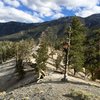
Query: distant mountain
0,14,100,41
0,22,40,36
85,14,100,29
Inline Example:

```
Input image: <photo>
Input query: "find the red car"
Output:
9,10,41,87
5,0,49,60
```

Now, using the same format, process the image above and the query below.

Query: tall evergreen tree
44,27,57,59
35,32,48,79
69,17,86,75
84,29,100,80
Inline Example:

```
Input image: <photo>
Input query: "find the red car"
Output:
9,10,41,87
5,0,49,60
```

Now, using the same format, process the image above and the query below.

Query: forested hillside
0,14,100,100
0,14,100,41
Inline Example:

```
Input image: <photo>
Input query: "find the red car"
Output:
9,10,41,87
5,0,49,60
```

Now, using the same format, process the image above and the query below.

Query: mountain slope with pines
0,14,100,41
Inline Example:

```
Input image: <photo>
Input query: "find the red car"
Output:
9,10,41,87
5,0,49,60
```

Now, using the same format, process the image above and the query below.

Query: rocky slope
0,72,100,100
0,57,100,100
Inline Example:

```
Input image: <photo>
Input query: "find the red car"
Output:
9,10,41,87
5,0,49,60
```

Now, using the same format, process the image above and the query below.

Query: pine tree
0,41,9,63
70,17,86,75
15,39,34,79
35,32,48,79
84,29,100,80
45,27,57,59
0,42,2,63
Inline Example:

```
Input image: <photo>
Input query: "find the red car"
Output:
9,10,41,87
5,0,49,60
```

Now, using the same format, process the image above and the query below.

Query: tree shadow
0,72,18,92
46,61,55,67
0,59,15,66
63,94,82,100
37,79,92,87
2,71,38,92
0,64,15,73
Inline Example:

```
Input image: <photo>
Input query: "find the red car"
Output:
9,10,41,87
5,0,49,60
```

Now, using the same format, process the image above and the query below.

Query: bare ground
0,58,100,100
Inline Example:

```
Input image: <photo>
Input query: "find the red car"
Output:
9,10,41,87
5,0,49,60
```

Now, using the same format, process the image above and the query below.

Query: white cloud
0,1,4,8
19,0,61,18
75,6,100,17
65,0,98,10
3,0,20,7
0,19,6,23
52,13,65,19
0,0,100,23
0,5,43,23
19,0,100,18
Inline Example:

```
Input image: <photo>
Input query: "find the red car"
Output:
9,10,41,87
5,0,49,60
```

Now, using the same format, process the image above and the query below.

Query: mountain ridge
0,14,100,41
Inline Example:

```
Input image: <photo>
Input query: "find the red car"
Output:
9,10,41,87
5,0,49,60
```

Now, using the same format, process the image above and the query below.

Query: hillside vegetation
0,15,100,100
0,14,100,41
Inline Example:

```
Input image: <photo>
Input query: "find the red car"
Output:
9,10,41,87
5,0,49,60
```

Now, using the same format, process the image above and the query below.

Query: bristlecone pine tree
0,41,15,63
84,29,100,80
15,39,34,80
35,32,48,79
44,27,57,59
70,17,86,75
0,41,7,63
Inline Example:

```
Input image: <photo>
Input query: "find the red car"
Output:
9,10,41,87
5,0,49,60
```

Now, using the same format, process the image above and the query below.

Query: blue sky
0,0,100,23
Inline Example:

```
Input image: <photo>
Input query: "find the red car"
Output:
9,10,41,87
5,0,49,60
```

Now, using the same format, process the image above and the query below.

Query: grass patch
68,89,100,100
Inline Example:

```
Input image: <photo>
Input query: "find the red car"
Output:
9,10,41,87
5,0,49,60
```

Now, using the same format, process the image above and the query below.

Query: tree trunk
91,72,95,81
16,59,25,80
74,68,76,76
38,70,46,80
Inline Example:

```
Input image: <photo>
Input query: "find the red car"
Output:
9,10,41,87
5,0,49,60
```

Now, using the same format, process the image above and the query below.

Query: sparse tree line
0,39,34,79
0,17,100,81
